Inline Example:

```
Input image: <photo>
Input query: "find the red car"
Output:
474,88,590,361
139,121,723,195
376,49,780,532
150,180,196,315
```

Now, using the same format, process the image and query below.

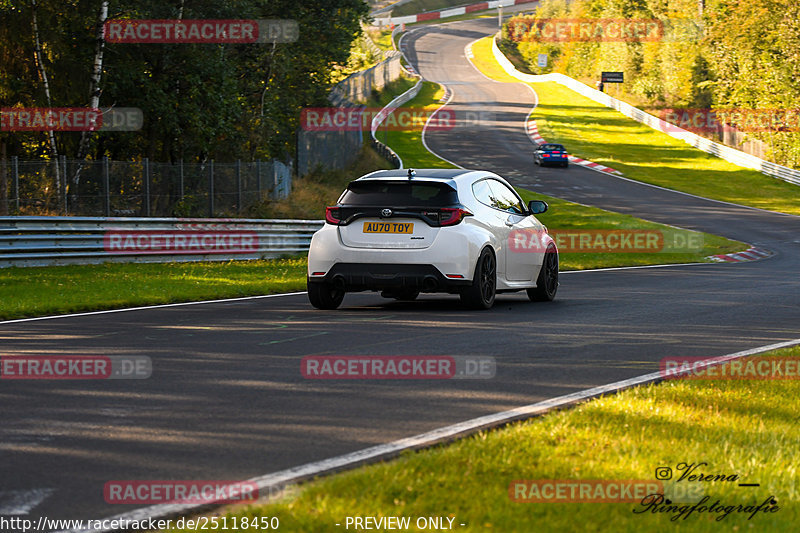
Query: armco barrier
374,0,538,26
490,36,800,187
0,216,323,268
370,79,424,169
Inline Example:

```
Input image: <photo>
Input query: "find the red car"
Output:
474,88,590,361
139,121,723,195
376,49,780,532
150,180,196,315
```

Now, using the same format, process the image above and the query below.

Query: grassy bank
248,143,392,220
469,36,800,216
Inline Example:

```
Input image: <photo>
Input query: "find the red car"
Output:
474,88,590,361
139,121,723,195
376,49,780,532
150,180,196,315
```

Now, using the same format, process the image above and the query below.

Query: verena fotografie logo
508,228,704,254
661,356,800,380
0,107,143,132
104,480,258,504
0,356,151,380
104,19,298,44
301,356,495,379
103,231,259,255
659,108,800,133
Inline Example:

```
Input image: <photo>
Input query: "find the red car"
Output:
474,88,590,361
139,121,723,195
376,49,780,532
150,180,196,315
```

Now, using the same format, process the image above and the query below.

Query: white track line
58,337,800,533
0,292,307,325
0,488,54,515
421,84,465,169
0,258,735,326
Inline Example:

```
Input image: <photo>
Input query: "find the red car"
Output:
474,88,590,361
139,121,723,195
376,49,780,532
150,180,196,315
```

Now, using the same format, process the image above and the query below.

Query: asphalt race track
2,18,800,527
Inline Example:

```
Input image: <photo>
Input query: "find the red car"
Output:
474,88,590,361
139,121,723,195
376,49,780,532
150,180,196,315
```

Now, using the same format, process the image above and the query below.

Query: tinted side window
486,180,524,214
339,182,458,206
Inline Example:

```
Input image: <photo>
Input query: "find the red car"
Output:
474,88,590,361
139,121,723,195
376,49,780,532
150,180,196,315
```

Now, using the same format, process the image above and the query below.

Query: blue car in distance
534,143,569,168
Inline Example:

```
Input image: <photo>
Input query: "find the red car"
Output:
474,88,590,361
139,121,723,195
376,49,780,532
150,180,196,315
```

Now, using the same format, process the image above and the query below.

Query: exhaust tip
422,276,438,292
332,275,346,290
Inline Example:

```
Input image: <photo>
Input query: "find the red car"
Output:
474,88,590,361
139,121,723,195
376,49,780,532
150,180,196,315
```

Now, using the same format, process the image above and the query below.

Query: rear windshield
339,181,459,207
541,144,565,151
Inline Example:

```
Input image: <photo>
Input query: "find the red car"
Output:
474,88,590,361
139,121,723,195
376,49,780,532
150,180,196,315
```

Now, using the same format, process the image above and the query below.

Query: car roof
356,168,489,187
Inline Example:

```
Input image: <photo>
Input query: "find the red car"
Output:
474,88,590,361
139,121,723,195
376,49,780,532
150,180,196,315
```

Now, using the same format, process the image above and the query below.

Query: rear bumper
309,263,471,293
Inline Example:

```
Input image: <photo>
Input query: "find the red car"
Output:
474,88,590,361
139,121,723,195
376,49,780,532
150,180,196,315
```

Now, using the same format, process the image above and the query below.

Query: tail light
325,206,341,225
439,208,472,227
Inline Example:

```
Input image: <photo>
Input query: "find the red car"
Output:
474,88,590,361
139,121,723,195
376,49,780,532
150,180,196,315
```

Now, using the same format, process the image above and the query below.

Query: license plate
363,221,414,234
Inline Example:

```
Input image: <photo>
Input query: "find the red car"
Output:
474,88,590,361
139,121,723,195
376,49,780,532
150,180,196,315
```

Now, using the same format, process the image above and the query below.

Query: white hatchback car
307,168,559,309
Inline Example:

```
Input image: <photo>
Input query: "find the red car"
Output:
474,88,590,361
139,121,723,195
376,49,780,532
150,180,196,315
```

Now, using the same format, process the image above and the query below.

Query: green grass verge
0,258,309,320
468,36,800,216
516,190,742,270
161,345,800,532
365,76,418,108
366,28,394,52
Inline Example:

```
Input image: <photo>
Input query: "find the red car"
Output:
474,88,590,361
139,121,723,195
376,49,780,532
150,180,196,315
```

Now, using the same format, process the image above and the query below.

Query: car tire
307,278,345,310
460,248,496,309
562,161,569,168
527,245,558,301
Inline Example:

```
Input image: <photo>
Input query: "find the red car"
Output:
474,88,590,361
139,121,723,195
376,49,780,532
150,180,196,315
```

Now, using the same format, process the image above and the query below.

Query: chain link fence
0,156,292,217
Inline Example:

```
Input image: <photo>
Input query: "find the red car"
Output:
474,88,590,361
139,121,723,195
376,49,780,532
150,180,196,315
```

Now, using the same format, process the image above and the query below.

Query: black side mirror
528,200,548,214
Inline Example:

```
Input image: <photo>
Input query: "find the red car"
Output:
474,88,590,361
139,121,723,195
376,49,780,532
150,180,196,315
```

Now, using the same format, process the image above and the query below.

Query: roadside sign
537,54,547,68
602,71,624,83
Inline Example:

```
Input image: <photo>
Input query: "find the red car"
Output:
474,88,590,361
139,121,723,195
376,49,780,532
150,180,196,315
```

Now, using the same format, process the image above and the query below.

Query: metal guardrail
0,216,324,268
370,79,423,169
